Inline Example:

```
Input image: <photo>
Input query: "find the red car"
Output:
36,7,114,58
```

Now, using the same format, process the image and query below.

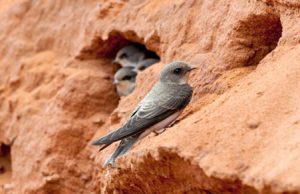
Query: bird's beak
188,66,197,71
112,59,119,64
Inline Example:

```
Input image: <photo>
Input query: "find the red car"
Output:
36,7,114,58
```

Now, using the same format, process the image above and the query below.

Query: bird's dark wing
92,86,192,146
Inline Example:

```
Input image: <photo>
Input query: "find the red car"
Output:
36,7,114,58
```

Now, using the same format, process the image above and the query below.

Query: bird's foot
168,120,179,128
153,128,166,136
103,158,115,169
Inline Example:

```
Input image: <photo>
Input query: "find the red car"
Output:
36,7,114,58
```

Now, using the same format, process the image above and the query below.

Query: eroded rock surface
0,0,299,193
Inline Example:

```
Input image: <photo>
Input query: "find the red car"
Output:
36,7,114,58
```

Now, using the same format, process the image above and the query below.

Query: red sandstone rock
0,0,299,193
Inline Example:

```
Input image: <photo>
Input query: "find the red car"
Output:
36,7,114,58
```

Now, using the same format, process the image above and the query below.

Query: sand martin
113,45,147,67
113,66,137,96
93,61,195,167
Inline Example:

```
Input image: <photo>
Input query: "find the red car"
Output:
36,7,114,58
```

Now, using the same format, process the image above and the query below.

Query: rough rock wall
0,0,299,193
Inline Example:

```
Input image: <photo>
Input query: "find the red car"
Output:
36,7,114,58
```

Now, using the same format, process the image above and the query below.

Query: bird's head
113,66,137,85
113,66,137,96
113,45,145,67
160,61,196,85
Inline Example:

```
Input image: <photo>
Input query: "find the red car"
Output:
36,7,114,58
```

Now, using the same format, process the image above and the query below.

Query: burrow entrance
77,30,160,62
77,30,160,98
228,12,282,68
0,144,11,188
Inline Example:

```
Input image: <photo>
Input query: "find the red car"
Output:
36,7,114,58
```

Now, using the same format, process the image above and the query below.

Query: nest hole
231,13,282,67
0,144,12,187
77,31,160,61
77,31,160,98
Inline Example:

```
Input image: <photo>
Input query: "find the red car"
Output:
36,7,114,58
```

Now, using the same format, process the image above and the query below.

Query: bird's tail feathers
91,130,119,146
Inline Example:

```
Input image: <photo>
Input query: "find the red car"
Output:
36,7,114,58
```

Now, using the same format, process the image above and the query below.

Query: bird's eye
173,68,182,74
120,53,127,59
122,75,132,81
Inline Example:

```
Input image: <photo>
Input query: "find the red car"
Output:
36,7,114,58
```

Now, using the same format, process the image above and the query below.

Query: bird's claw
103,158,115,169
153,128,166,136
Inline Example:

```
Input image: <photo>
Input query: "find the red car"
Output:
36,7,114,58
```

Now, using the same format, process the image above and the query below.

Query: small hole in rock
78,31,160,97
231,13,282,67
0,144,12,188
78,31,160,61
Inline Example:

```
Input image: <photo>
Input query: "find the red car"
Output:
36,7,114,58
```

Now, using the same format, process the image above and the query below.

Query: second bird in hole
113,44,160,97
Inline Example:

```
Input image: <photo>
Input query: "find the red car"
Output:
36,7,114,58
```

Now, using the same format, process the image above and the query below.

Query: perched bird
113,66,137,96
135,58,160,72
93,61,196,167
113,45,147,67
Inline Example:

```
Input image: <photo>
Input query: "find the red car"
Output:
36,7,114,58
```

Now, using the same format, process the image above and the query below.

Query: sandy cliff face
0,0,299,193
